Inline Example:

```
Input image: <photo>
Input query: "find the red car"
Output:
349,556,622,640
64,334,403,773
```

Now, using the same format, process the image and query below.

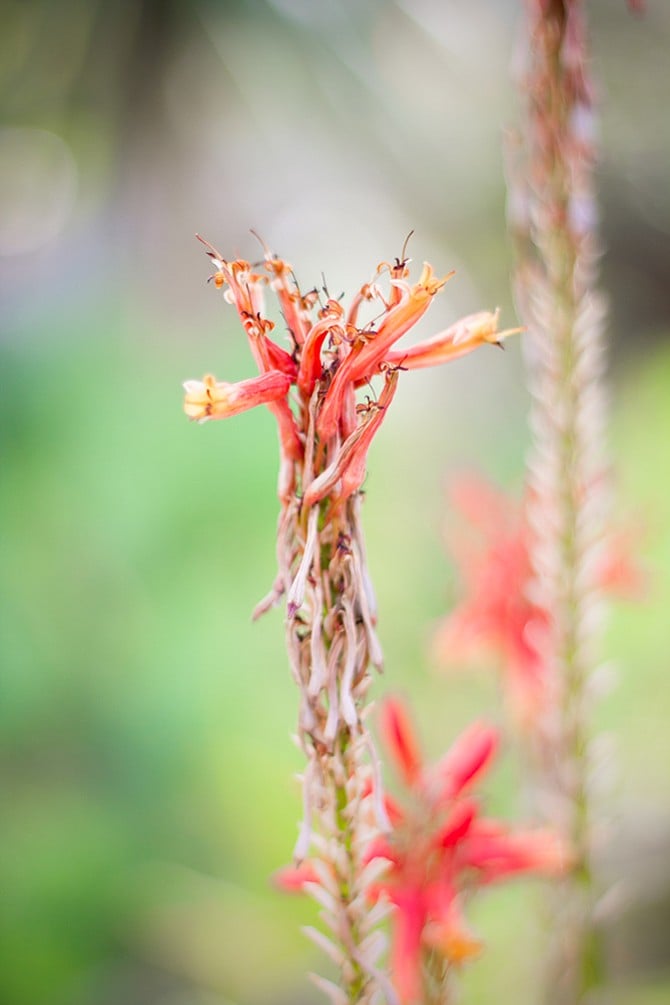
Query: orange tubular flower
384,310,523,371
315,264,454,442
300,369,400,510
348,263,454,381
185,238,516,512
296,298,345,397
367,698,569,1004
183,371,291,423
265,256,310,347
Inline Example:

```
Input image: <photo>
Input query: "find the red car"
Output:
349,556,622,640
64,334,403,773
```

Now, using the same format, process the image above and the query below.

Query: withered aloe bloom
183,371,291,422
183,236,516,1004
183,240,513,508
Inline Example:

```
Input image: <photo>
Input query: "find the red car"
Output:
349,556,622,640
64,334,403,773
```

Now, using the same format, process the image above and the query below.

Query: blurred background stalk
509,1,628,1001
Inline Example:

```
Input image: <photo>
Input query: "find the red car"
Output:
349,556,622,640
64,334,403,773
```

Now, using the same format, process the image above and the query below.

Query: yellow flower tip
424,920,484,966
466,309,500,343
494,324,526,344
455,309,523,347
471,308,525,346
445,930,484,966
183,370,291,424
183,374,224,423
415,262,455,298
265,256,293,280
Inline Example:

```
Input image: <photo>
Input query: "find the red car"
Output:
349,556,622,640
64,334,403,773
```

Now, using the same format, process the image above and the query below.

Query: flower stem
282,428,388,1003
424,949,452,1005
509,1,609,1001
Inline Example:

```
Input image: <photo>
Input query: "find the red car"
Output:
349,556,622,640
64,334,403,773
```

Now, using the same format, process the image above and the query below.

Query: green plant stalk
510,1,610,1001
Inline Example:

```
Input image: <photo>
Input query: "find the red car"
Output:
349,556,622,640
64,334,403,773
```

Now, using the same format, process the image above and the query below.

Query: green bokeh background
1,2,669,1004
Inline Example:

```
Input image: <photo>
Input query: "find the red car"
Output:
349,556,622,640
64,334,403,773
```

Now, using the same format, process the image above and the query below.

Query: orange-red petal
436,721,498,801
379,696,424,788
183,370,291,423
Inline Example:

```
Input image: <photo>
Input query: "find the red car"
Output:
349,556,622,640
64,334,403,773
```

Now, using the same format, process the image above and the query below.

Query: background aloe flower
433,475,642,729
183,238,513,1003
366,698,569,1005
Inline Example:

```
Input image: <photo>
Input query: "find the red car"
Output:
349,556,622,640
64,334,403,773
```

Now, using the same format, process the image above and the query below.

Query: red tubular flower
297,298,345,396
384,310,523,370
315,264,454,442
367,698,569,1004
183,371,291,422
433,798,478,849
433,474,643,728
459,820,570,882
379,695,424,788
347,263,454,382
387,887,426,1005
185,239,517,510
263,337,299,381
432,475,549,726
336,369,400,504
435,720,498,801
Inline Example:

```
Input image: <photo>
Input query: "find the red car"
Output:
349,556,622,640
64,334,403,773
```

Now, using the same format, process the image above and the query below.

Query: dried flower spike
508,0,622,1000
183,235,515,1003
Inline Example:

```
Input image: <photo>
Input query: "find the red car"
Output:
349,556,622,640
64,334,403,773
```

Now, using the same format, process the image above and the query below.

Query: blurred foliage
1,1,669,1004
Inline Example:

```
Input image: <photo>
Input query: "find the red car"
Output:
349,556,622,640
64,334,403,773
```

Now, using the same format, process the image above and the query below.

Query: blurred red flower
433,476,644,728
367,698,569,1003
